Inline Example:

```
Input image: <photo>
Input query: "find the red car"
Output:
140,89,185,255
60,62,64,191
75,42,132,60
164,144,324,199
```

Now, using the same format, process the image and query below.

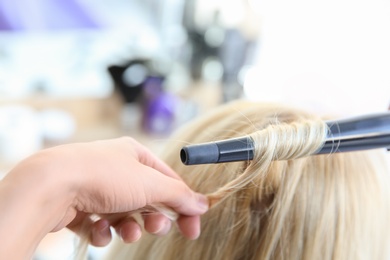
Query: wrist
0,151,77,258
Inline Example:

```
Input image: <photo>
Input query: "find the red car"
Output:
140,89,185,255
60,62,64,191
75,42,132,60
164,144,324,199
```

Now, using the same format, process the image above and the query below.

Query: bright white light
202,58,223,82
122,64,148,86
219,0,245,28
204,26,225,47
244,0,390,115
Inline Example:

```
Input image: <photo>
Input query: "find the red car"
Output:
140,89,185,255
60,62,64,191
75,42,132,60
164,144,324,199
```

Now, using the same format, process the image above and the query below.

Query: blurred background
0,0,389,259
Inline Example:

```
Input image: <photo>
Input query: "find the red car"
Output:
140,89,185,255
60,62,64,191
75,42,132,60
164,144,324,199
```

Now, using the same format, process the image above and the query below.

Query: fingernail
153,219,172,236
132,228,142,242
191,229,201,240
98,220,110,235
91,220,111,246
197,194,209,212
120,225,142,243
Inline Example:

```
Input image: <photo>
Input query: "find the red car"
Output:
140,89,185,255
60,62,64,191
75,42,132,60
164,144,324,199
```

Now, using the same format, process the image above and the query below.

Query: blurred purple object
142,76,177,134
0,0,102,31
144,92,177,134
143,76,164,98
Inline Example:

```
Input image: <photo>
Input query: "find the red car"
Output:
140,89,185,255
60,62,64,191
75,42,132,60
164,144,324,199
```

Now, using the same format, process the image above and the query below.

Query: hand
60,137,208,246
0,137,208,258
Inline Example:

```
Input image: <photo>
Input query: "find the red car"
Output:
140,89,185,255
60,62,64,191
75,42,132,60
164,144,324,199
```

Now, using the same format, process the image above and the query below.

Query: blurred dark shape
108,59,177,135
185,26,255,101
184,10,222,81
108,59,153,104
182,3,257,102
220,29,258,101
0,0,101,31
186,29,219,80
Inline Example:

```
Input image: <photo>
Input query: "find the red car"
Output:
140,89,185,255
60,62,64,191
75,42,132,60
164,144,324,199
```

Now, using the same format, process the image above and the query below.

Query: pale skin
0,137,209,259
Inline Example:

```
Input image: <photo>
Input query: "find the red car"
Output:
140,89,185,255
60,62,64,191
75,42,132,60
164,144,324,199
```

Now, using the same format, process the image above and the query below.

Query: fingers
90,218,143,245
143,213,172,236
117,137,210,217
140,166,209,216
143,213,202,240
113,218,142,243
69,138,208,246
68,215,113,247
90,219,112,247
108,213,200,243
70,213,202,248
124,139,208,240
177,215,202,240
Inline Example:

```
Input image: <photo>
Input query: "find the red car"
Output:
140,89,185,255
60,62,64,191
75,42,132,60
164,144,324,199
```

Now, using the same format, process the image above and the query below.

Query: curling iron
180,112,390,165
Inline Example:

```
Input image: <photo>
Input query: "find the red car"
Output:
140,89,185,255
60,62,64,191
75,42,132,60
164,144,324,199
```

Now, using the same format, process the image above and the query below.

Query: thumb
141,166,209,216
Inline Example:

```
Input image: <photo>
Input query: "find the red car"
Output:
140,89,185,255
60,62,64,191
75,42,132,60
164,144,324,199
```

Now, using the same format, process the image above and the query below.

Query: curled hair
106,100,390,260
207,119,328,208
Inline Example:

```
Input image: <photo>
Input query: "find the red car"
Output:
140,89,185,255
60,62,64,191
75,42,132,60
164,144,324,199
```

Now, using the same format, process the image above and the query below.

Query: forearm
0,156,75,259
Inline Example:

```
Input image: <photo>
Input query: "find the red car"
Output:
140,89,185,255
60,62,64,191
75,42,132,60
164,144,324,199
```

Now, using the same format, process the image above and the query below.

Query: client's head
107,100,390,260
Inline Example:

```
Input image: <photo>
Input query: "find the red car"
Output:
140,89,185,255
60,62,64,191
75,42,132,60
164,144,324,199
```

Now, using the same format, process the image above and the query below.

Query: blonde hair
106,100,390,260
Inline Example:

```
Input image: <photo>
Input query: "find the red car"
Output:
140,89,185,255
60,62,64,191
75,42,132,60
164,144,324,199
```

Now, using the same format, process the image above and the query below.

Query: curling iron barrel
180,137,254,165
180,112,390,165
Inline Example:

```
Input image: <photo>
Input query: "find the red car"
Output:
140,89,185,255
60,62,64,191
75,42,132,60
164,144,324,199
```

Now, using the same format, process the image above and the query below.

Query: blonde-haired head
106,100,390,260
